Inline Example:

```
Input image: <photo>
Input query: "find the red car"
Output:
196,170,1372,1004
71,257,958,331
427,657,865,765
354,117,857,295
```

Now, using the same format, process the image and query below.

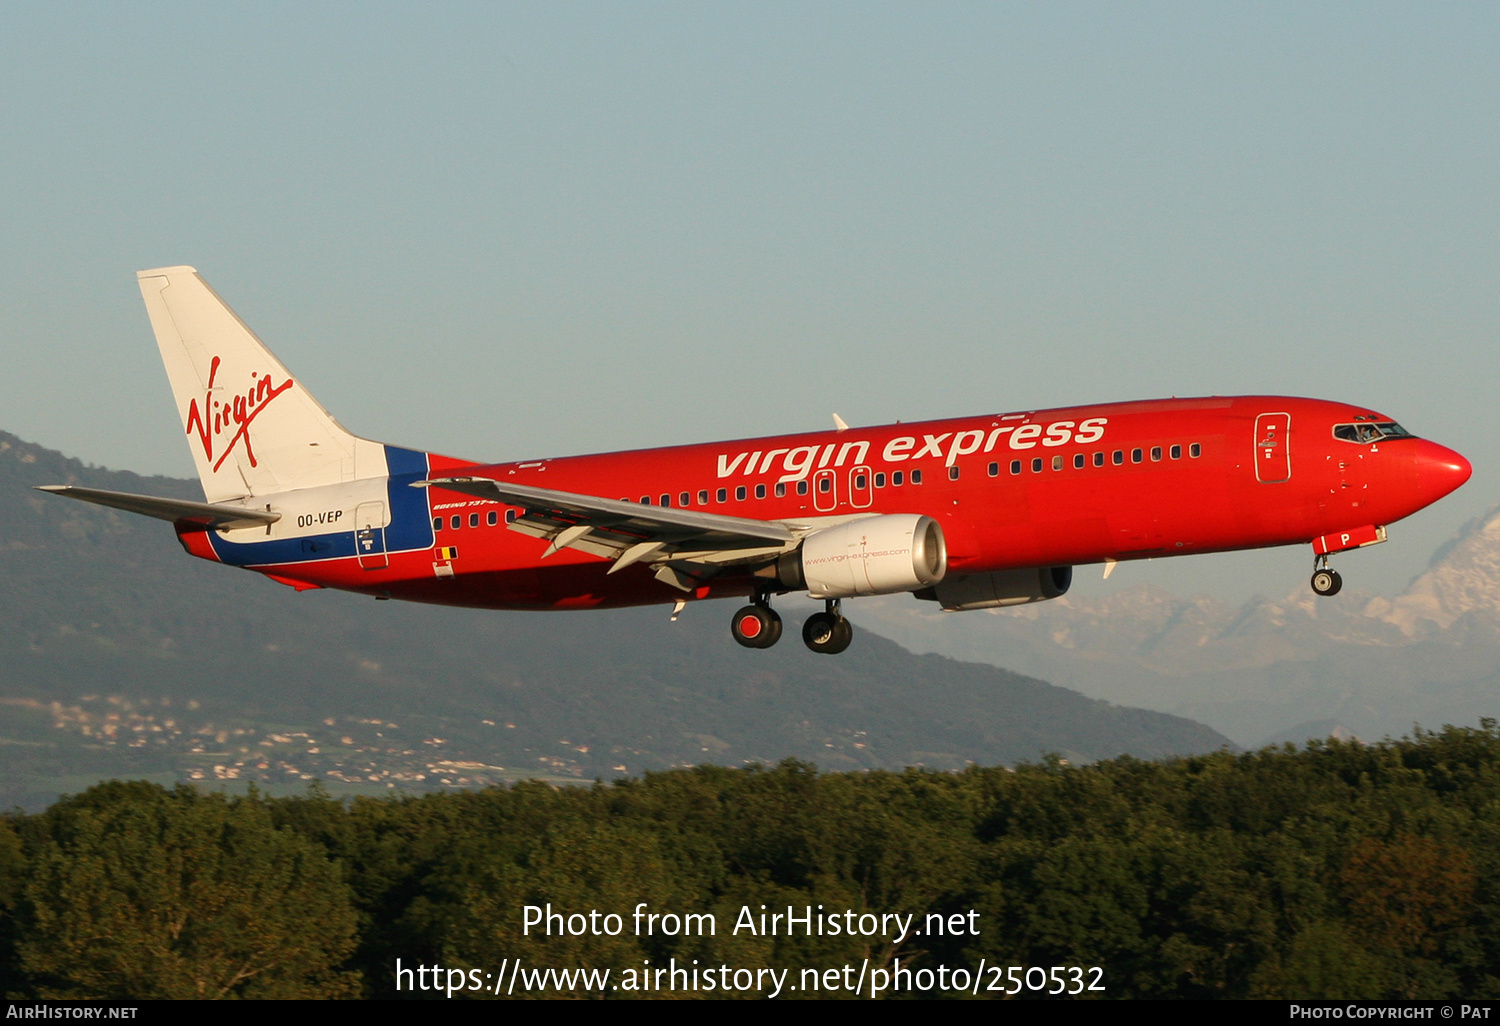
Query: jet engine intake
777,514,947,599
915,566,1072,611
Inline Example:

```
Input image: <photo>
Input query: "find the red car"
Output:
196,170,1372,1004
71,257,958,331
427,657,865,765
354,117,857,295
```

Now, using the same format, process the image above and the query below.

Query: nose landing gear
1310,555,1343,597
802,599,854,655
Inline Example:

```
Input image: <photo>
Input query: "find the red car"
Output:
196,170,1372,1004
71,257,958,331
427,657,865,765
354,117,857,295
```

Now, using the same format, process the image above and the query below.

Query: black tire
731,605,781,648
827,616,853,654
803,612,853,655
1310,568,1343,596
764,611,784,648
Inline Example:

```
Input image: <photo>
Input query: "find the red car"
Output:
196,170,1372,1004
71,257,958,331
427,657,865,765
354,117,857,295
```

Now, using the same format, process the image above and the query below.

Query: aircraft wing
35,485,281,531
417,476,799,589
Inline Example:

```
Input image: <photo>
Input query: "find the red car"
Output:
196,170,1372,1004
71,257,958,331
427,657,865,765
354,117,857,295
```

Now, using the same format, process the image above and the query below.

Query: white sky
2,3,1495,602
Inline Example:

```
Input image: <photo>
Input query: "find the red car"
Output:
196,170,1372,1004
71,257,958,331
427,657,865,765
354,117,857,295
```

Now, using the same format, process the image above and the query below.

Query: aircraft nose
1413,439,1472,507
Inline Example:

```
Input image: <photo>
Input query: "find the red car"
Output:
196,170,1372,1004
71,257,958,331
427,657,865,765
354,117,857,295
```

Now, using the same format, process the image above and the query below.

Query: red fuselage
185,394,1470,612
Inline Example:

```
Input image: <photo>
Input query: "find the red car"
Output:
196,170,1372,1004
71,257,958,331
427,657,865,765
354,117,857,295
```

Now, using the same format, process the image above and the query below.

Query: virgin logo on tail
184,356,294,471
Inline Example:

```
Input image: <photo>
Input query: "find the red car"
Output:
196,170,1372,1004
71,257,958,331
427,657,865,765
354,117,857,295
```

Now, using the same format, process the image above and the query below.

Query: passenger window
1170,445,1181,460
1093,452,1104,467
796,481,809,495
1112,451,1123,465
735,486,747,501
450,515,461,530
680,492,690,507
818,478,831,493
698,490,709,505
487,511,498,526
1010,460,1021,475
912,469,923,484
987,462,999,477
1031,458,1043,473
1131,448,1142,464
640,496,650,505
874,473,886,488
854,475,867,490
1052,455,1063,471
892,471,903,486
947,467,960,481
755,484,766,499
432,517,442,531
1151,446,1162,462
717,488,728,503
775,482,786,497
1190,443,1201,458
469,513,479,528
660,494,671,507
506,509,517,524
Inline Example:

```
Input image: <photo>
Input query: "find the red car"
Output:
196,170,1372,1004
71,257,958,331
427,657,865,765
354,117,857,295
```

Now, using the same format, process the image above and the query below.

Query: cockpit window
1333,421,1412,444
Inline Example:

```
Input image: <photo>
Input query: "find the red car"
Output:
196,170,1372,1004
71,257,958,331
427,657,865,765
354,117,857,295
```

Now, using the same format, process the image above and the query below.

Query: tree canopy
5,724,1500,999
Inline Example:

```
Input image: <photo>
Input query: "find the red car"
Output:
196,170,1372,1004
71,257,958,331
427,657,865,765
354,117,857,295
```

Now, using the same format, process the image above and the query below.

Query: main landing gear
730,597,783,649
802,600,854,655
1310,555,1343,597
729,596,854,654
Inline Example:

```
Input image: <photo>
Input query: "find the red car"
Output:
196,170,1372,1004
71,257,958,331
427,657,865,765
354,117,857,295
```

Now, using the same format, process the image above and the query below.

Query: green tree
1338,833,1478,997
19,782,358,999
0,815,28,997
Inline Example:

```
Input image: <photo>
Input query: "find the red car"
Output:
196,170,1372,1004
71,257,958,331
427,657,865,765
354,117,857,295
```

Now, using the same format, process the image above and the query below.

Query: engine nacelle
776,514,947,599
914,566,1072,611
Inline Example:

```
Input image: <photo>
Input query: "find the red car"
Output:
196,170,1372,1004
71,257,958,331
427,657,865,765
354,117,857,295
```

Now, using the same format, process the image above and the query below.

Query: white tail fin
137,266,384,502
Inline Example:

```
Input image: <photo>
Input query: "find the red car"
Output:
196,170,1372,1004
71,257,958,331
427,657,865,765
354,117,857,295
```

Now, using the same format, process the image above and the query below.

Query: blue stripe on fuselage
208,446,434,568
383,446,435,552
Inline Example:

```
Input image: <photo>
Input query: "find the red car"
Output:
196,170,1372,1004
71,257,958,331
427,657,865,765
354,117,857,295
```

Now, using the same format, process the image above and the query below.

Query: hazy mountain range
857,502,1500,747
0,431,1229,810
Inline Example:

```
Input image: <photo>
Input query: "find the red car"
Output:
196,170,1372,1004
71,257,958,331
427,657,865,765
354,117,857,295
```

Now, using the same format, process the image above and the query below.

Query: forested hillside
3,726,1498,1000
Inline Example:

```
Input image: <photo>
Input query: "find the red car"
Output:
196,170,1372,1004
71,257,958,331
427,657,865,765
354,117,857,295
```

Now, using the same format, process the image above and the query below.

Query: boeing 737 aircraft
40,267,1472,654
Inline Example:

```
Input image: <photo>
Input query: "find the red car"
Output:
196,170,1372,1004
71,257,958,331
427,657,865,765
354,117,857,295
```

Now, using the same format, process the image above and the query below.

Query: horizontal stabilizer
35,485,281,531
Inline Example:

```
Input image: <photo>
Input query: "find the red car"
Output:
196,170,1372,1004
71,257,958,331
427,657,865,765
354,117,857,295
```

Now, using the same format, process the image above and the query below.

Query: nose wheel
802,600,854,655
730,596,783,649
1310,556,1343,597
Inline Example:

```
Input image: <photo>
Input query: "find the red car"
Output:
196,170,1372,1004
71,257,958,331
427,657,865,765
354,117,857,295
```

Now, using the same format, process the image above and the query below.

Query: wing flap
416,477,799,572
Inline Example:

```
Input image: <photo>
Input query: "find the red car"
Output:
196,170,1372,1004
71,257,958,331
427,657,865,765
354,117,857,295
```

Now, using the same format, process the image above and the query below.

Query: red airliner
41,268,1472,654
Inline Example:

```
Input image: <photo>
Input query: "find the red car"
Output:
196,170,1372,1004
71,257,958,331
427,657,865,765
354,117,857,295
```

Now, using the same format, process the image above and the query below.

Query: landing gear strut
1310,555,1343,597
802,599,854,655
730,592,783,649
